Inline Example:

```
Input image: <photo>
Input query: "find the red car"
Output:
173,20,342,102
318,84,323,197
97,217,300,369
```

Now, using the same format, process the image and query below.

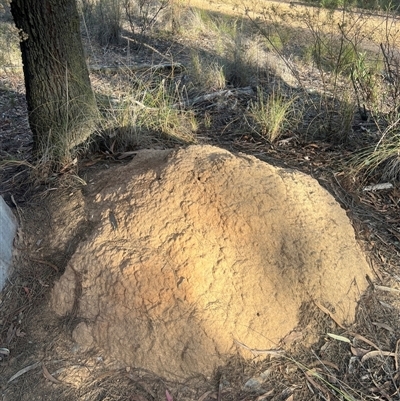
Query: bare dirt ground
1,1,400,400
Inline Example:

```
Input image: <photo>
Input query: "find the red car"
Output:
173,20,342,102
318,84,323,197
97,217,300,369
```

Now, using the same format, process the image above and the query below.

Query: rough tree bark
10,0,98,164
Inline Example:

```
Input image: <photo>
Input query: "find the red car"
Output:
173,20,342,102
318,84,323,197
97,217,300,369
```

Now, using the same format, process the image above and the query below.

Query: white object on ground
363,183,393,191
0,196,17,291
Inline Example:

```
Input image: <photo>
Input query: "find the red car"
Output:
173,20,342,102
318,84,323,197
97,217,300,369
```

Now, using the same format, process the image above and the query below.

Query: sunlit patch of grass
189,51,226,92
0,22,21,68
95,71,198,150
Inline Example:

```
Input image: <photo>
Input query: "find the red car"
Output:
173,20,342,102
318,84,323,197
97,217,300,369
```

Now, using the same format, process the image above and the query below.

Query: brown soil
45,145,372,380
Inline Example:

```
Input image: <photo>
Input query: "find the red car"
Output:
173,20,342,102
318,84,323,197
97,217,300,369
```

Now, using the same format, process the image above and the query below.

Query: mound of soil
48,145,372,379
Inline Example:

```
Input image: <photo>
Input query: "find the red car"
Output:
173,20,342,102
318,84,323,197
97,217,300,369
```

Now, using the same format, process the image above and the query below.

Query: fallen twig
8,362,41,383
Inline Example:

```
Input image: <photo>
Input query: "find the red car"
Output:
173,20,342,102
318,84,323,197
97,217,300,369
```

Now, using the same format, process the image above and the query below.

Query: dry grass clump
93,67,198,150
182,8,262,87
351,134,400,181
189,52,226,92
247,88,297,142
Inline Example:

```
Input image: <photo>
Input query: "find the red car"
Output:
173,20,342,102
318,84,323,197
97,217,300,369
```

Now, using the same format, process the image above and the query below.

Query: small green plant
248,88,295,142
350,51,382,120
313,38,359,75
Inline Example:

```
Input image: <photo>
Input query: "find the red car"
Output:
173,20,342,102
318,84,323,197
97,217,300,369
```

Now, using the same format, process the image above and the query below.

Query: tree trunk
10,0,98,165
